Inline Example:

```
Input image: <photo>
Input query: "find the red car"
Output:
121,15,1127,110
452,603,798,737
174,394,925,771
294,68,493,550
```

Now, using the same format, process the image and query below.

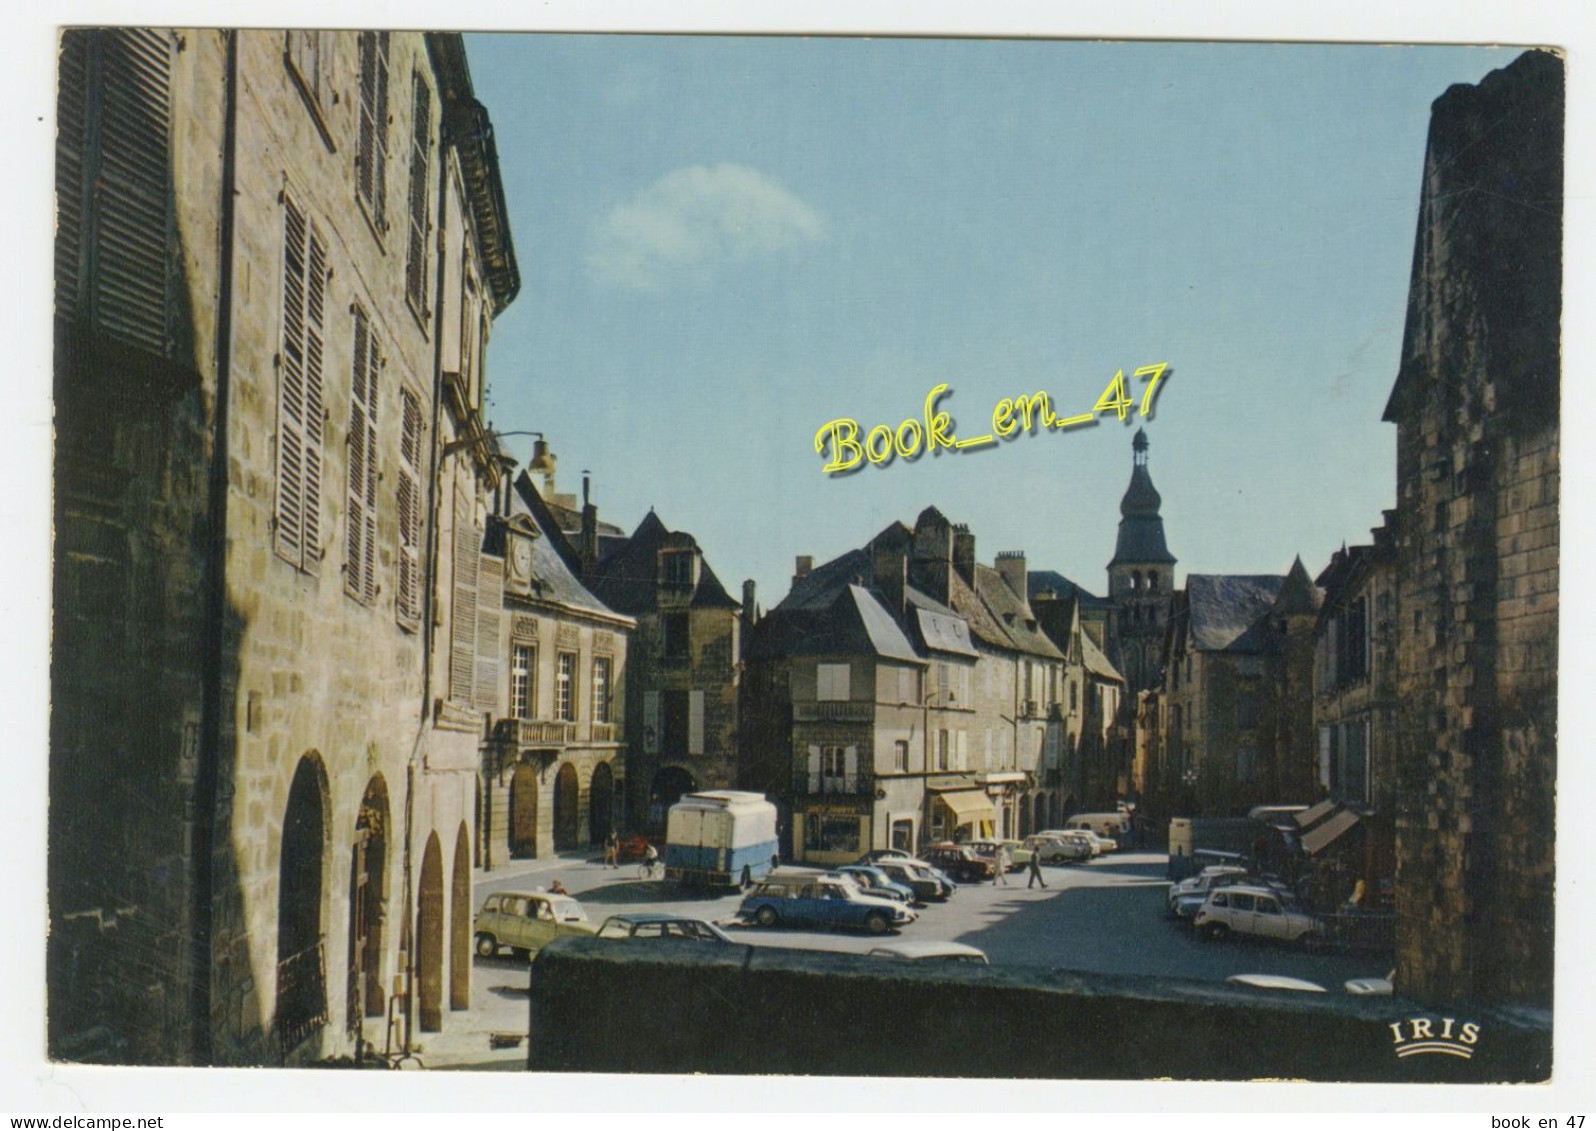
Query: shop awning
1296,799,1338,829
1302,808,1360,855
936,789,999,825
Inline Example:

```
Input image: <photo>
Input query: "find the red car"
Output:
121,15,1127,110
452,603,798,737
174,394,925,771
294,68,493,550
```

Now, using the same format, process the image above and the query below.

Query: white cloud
586,163,824,291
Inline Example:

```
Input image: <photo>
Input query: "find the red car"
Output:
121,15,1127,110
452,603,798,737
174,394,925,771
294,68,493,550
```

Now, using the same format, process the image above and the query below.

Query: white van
1064,812,1129,843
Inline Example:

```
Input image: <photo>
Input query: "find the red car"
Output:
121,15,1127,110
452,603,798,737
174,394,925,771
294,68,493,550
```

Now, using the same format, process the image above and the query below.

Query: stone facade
50,29,517,1064
1383,50,1561,1007
478,473,633,869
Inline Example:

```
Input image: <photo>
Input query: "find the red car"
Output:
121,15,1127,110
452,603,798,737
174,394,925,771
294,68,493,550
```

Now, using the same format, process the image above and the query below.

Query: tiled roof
1081,630,1124,683
1185,574,1287,652
971,564,1065,659
587,510,740,615
1027,570,1113,611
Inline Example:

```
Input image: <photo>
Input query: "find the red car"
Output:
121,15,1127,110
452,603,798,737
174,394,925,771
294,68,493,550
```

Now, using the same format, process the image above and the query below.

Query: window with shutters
448,483,478,703
275,193,328,573
893,739,908,773
344,307,379,604
475,554,503,711
592,657,612,724
355,32,389,234
404,73,432,318
284,30,334,148
395,387,424,628
556,653,577,722
816,663,850,702
55,29,174,355
662,613,690,665
511,645,535,720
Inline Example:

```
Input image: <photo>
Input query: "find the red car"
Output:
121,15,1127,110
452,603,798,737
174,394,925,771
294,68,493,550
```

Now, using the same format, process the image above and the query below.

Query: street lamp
440,428,543,459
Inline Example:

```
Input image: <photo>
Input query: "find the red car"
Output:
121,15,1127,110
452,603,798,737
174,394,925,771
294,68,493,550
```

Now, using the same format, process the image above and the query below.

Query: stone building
1306,518,1400,904
1153,563,1319,819
477,471,633,869
584,510,744,829
50,29,517,1064
1382,50,1561,1007
1031,588,1129,814
742,508,1069,865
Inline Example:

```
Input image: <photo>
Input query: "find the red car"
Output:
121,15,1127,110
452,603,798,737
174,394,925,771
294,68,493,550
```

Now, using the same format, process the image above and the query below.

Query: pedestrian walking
1027,847,1047,889
604,829,619,869
994,846,1010,885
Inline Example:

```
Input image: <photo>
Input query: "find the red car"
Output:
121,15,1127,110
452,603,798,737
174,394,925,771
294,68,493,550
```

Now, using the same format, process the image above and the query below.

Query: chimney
529,438,557,500
873,538,908,617
995,550,1028,601
579,471,599,575
794,555,814,581
909,508,953,604
742,579,757,626
953,524,976,583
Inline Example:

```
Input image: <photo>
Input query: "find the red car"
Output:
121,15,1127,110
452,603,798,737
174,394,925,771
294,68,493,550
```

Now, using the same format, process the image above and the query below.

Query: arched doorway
650,766,697,827
450,824,470,1012
1034,793,1048,833
276,755,329,1057
346,775,389,1041
509,764,538,858
588,762,615,846
1059,795,1074,825
416,832,444,1032
553,763,580,851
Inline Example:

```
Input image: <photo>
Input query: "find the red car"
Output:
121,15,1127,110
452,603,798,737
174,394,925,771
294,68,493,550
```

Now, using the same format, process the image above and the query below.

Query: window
804,815,862,855
447,482,501,710
344,307,379,604
893,739,908,773
663,613,690,664
592,657,612,724
1237,690,1258,729
275,194,328,573
395,388,424,626
817,663,850,701
820,746,849,791
1236,745,1258,784
937,729,950,772
284,30,333,141
1149,573,1159,593
56,30,174,355
1069,680,1078,713
404,73,432,314
1256,898,1281,916
661,549,695,589
355,32,389,229
898,667,918,704
556,653,577,722
511,645,535,719
1230,893,1256,913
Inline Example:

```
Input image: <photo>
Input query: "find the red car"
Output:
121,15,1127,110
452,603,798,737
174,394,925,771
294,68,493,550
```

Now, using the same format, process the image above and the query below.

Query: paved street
419,849,1392,1069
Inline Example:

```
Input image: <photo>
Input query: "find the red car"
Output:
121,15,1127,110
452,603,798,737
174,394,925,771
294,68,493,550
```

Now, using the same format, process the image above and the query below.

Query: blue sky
465,35,1521,606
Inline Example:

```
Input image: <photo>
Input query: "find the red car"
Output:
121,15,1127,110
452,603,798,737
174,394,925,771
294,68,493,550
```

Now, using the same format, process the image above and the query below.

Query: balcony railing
792,772,874,797
494,718,621,748
275,939,328,1057
793,701,875,723
590,722,617,743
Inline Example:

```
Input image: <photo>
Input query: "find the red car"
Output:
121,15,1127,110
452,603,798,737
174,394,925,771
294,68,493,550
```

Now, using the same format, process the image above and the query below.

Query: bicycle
636,858,662,881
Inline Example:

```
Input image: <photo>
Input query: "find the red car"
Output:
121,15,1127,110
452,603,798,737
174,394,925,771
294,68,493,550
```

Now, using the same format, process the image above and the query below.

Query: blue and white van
664,790,780,889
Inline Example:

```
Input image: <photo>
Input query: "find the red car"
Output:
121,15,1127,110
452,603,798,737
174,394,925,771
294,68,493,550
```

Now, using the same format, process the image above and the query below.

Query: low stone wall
526,937,1549,1081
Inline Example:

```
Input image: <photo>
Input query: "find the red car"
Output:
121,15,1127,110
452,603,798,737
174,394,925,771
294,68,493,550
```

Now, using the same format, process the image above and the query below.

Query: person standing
604,829,619,869
1027,846,1047,889
994,845,1010,886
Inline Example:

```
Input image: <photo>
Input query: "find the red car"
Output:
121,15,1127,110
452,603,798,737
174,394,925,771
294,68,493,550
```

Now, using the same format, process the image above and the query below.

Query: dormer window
661,548,696,591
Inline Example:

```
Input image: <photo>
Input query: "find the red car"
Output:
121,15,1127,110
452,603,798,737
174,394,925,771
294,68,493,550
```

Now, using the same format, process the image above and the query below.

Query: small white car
1023,833,1091,864
868,940,988,964
1193,885,1321,945
1226,973,1326,993
474,891,596,958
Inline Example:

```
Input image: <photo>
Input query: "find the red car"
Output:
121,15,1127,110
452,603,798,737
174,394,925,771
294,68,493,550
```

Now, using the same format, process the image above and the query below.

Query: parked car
595,913,733,943
1170,868,1294,920
1043,827,1116,854
1026,832,1092,863
1193,885,1322,945
920,844,997,883
474,891,596,958
873,858,956,902
964,840,1026,871
856,848,916,865
1064,812,1130,842
1226,973,1326,993
1344,971,1396,996
833,864,917,904
868,940,989,964
738,872,916,934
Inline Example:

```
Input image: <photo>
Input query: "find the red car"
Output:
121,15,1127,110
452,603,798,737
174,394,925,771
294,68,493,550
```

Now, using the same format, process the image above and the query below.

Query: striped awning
1302,808,1360,855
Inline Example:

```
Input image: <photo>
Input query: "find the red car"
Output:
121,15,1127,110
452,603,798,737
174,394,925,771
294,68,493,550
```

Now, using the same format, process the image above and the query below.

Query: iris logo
1389,1016,1481,1059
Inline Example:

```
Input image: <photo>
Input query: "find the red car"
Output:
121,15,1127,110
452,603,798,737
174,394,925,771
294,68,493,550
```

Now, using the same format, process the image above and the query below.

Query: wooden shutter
356,32,389,226
275,198,309,566
405,75,432,311
345,309,379,603
687,690,704,756
475,555,503,711
55,32,89,320
643,691,660,755
807,747,821,793
395,389,423,625
449,483,477,702
302,220,327,572
843,746,857,782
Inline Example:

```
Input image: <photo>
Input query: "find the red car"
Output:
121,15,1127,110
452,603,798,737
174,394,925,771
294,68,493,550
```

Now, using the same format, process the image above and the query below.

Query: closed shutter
475,554,503,711
843,746,857,782
55,33,89,320
807,747,821,793
395,389,423,625
405,75,432,311
356,32,389,227
345,309,379,603
276,197,327,573
957,731,968,771
448,483,477,702
643,691,660,755
687,690,704,755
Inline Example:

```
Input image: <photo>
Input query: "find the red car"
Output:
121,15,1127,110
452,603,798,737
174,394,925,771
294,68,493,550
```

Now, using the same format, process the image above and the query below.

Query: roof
588,511,741,615
970,565,1065,660
914,607,979,659
506,483,628,621
1185,574,1288,652
1028,570,1113,611
1302,809,1361,855
1081,630,1125,684
746,585,922,664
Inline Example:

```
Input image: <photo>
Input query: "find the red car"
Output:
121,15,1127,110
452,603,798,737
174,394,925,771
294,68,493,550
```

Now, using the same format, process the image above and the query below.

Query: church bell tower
1108,428,1176,692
